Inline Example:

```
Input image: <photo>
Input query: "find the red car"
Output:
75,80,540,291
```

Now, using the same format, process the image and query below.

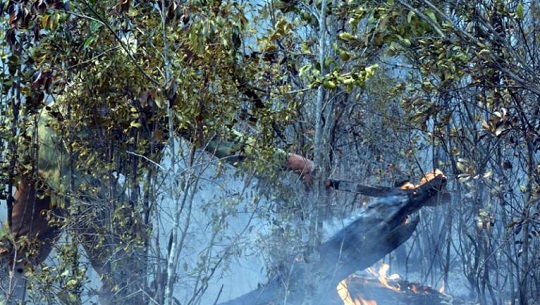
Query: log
219,175,447,305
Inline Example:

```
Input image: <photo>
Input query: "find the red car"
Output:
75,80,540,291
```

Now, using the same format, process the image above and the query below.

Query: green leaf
407,11,415,23
400,37,411,46
425,10,441,29
323,80,336,89
298,64,311,77
340,50,350,61
41,15,50,29
301,42,311,53
364,64,378,77
338,76,349,85
130,121,142,128
83,36,95,49
516,2,524,19
338,32,354,41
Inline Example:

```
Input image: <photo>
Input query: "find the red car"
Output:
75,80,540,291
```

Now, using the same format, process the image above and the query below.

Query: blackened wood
327,174,447,202
326,179,409,197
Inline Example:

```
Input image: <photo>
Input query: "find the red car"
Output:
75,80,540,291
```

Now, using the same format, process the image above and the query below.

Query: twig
125,150,165,171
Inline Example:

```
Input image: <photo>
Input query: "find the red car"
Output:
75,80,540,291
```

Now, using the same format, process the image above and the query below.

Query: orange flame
366,263,401,292
337,278,377,305
337,263,439,305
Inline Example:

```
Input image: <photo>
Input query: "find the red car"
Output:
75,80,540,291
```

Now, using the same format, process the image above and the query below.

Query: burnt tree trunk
219,175,447,305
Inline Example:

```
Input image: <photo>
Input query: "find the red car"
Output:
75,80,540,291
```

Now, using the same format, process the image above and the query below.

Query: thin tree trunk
307,0,330,303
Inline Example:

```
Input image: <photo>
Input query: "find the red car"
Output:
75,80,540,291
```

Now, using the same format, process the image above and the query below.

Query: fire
367,263,401,292
337,263,399,305
439,281,445,294
337,278,377,305
337,263,437,305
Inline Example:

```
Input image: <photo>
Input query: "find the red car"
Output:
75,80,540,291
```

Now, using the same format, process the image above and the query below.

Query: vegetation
1,0,539,305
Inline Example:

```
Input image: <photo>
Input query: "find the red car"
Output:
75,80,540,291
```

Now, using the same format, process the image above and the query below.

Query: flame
366,263,401,292
337,278,377,305
439,281,445,294
337,263,400,305
337,263,437,305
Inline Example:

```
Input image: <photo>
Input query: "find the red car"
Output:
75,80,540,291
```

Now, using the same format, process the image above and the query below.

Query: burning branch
219,171,449,305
